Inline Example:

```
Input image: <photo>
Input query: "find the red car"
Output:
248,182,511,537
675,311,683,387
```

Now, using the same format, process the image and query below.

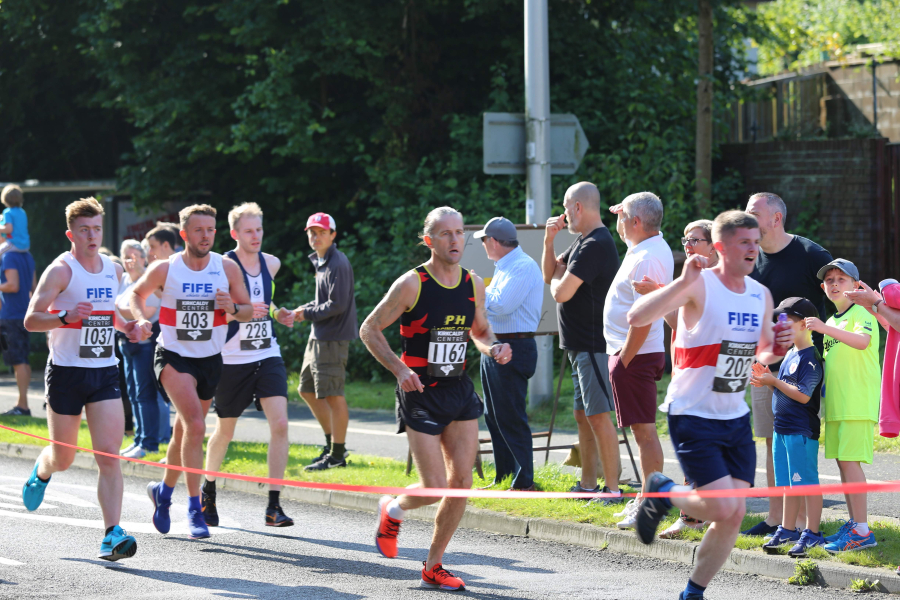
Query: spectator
0,245,36,416
115,240,160,458
145,225,178,263
807,259,880,553
294,213,359,471
751,298,824,557
603,191,673,527
542,182,623,503
743,192,833,536
0,184,31,259
474,217,544,491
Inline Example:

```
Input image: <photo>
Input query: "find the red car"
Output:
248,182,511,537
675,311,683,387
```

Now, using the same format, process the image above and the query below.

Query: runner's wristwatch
57,310,69,325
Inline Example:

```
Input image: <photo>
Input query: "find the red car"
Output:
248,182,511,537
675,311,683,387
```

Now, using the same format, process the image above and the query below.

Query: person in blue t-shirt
750,297,824,558
0,248,36,416
0,185,31,257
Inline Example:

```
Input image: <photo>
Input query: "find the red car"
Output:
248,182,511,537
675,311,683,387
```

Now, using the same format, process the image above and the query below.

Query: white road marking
0,556,24,566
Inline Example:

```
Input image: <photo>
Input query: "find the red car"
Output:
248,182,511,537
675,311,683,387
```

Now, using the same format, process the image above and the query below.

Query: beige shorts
299,339,349,399
751,383,774,438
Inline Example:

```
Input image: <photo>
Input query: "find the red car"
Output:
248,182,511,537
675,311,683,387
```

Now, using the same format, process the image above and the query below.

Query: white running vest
157,252,230,358
222,271,280,364
661,269,766,419
48,253,119,368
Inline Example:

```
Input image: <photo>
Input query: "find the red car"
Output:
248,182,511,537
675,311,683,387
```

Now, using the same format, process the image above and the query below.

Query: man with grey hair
743,192,833,536
603,192,673,526
543,182,622,503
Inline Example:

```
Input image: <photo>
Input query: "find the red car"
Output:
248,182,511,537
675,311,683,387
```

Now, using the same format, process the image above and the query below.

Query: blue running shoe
825,527,877,553
741,521,778,537
788,529,826,558
147,481,171,534
98,525,137,561
825,519,855,543
762,526,800,554
678,592,703,600
22,463,49,511
188,507,210,539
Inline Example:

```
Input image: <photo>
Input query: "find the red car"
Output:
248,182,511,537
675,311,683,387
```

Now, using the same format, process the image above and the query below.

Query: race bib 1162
427,330,467,378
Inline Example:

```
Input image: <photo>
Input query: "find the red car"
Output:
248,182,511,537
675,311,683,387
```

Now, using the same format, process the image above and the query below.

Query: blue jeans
480,337,537,489
119,340,159,451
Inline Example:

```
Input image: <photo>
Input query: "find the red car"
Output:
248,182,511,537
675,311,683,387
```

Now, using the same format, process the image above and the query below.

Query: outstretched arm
360,272,423,393
25,263,88,332
628,255,707,327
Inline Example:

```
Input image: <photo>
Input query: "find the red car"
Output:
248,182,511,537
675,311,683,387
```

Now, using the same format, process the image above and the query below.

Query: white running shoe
121,446,147,459
616,500,641,529
658,517,707,539
613,498,637,519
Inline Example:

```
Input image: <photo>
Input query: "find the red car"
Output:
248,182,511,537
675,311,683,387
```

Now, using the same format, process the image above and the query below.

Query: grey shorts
568,350,614,416
751,383,774,438
0,318,29,366
299,339,349,399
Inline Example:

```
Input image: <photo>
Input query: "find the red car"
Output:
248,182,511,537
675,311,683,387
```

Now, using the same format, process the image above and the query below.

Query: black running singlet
400,265,477,388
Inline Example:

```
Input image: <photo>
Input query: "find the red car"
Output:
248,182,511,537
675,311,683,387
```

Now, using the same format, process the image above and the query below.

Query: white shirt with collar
484,245,544,334
603,233,674,355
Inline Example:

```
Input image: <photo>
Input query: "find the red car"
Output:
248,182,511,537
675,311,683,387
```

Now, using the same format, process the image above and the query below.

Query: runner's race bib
79,314,114,358
239,318,272,351
427,329,467,378
176,299,214,341
712,340,756,393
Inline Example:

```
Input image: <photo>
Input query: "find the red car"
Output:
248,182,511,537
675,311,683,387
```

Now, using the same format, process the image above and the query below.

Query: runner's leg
427,419,478,570
160,365,207,497
163,416,183,488
204,416,238,479
686,476,749,587
398,429,449,511
260,396,289,489
38,406,81,479
85,399,126,528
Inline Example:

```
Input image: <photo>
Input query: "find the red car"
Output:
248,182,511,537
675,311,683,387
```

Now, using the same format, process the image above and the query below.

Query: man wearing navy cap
475,217,544,491
294,213,359,471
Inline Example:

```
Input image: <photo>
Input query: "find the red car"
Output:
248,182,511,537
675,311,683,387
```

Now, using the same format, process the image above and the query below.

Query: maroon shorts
609,351,665,427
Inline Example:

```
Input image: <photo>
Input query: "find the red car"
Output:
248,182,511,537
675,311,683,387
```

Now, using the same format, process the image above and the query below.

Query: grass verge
4,414,900,571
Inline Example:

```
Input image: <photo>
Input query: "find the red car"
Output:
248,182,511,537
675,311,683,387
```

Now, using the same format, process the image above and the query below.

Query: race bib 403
175,299,214,341
427,329,467,378
712,340,757,393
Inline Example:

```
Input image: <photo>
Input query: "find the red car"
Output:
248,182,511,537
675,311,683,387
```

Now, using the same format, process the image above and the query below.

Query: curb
4,442,898,592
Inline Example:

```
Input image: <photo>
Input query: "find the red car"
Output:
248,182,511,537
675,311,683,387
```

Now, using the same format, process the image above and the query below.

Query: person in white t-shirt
602,192,673,528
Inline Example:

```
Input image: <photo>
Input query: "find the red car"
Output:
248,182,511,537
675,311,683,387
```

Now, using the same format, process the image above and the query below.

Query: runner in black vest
360,207,512,590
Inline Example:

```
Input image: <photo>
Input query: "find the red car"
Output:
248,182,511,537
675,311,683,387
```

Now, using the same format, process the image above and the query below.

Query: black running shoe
3,406,31,416
265,504,294,527
201,490,219,527
635,472,673,545
312,445,330,464
304,452,348,471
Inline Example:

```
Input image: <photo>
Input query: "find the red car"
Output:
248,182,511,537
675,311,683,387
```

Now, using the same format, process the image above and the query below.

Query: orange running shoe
375,495,402,558
421,562,466,590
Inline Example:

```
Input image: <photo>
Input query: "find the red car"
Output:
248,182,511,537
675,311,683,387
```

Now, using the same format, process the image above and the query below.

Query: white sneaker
122,446,146,459
613,498,637,519
616,500,640,529
659,517,706,539
120,443,136,456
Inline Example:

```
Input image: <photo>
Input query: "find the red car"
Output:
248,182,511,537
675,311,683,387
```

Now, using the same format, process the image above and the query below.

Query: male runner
22,197,142,561
201,202,296,527
129,204,257,539
627,211,791,600
360,206,512,591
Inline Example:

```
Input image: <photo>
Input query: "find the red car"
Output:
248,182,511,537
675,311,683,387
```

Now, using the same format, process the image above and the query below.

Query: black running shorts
154,347,223,402
214,357,288,418
396,374,484,436
45,362,120,416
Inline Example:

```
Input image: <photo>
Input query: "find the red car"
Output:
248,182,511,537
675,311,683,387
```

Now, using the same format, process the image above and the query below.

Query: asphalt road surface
0,457,865,599
5,377,900,522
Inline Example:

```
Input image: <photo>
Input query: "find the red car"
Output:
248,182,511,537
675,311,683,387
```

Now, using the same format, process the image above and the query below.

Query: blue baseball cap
473,217,517,242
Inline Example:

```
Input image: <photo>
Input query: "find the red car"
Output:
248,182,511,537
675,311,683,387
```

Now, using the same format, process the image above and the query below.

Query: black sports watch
58,310,69,326
231,302,240,315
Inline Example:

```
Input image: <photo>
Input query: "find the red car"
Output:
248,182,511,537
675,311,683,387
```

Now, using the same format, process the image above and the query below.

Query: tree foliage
1,0,758,378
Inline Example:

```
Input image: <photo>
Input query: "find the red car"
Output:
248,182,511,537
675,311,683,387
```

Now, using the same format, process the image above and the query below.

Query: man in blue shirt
1,250,36,415
475,217,544,490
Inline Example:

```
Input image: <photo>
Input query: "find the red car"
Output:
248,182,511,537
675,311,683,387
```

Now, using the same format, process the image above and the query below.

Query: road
5,376,900,523
0,457,864,599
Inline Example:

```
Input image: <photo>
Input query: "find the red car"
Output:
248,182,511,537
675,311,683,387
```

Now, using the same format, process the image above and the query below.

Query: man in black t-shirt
542,182,623,503
744,192,833,536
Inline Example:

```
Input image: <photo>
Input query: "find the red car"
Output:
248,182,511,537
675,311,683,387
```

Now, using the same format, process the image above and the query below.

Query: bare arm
619,325,651,367
844,281,900,333
218,258,255,322
24,262,90,332
750,365,811,404
0,269,20,294
541,215,566,284
469,275,512,362
628,255,707,327
805,317,871,351
359,272,423,392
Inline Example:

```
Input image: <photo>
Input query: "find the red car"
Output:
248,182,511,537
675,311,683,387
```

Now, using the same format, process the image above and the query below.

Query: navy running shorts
154,347,222,403
214,356,288,418
45,362,120,416
396,374,484,436
667,412,757,488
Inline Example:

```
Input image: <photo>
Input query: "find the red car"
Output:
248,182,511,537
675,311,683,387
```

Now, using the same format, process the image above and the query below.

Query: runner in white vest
626,211,792,600
201,202,296,528
129,204,258,540
22,197,143,561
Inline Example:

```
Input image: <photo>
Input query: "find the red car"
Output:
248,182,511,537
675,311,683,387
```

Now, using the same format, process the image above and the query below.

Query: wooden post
695,0,713,215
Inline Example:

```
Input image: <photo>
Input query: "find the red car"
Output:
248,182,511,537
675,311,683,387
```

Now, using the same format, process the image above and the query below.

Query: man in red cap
294,213,359,470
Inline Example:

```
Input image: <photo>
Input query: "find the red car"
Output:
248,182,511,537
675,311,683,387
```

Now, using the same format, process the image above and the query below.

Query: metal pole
873,58,878,133
525,0,553,407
